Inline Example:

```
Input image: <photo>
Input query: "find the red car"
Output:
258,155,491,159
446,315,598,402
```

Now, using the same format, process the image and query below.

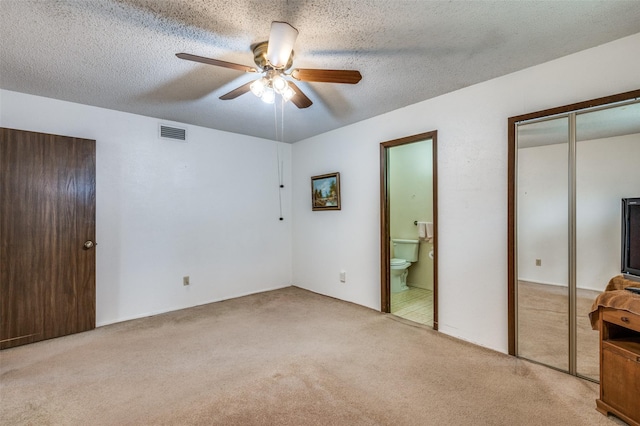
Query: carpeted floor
0,286,622,425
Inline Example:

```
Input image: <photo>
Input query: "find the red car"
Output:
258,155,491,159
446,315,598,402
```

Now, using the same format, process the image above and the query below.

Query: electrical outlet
183,276,190,286
340,271,346,283
535,259,542,266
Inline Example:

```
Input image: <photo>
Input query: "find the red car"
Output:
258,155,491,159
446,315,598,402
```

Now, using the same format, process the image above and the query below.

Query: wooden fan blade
176,53,257,73
287,81,312,109
219,81,253,100
290,69,362,84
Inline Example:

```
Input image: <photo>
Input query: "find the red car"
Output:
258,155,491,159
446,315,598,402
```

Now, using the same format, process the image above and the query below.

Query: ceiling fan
176,21,362,109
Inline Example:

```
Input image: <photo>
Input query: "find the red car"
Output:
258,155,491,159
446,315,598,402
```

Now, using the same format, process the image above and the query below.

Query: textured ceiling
1,1,640,143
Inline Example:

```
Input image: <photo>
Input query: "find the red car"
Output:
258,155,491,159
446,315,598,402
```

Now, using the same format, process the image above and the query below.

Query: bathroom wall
389,140,434,290
0,89,293,326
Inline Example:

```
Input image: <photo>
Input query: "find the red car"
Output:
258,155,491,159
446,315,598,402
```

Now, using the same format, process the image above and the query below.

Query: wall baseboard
517,277,604,292
96,284,293,327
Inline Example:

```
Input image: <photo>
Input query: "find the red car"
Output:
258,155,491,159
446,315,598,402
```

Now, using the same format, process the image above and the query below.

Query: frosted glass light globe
261,87,275,104
282,86,295,102
250,78,266,97
272,74,288,94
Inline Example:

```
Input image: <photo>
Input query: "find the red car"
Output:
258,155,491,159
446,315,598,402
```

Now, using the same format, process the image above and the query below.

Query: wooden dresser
596,307,640,426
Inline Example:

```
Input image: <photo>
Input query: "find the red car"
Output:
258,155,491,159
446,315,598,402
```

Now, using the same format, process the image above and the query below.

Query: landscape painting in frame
311,172,341,211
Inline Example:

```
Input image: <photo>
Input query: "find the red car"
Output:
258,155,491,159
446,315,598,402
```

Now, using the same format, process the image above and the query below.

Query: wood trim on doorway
380,131,438,330
507,89,640,356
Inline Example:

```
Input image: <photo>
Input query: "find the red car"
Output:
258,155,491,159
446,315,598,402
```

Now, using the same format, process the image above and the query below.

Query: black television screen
622,198,640,278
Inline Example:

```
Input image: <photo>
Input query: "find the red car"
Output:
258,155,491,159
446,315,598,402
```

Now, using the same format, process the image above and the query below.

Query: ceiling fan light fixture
282,86,296,102
250,78,267,97
178,20,362,110
251,71,294,103
272,73,288,93
266,21,299,69
261,87,275,104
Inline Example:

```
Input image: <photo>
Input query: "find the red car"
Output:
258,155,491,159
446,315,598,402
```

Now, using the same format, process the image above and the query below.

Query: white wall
291,32,640,353
518,134,640,291
0,90,292,326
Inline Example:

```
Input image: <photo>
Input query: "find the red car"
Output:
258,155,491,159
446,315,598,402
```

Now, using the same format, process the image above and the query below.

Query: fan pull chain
273,100,279,141
274,97,285,221
277,146,284,221
281,96,285,143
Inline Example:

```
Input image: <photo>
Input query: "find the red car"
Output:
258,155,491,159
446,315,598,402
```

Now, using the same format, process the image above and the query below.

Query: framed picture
311,172,341,211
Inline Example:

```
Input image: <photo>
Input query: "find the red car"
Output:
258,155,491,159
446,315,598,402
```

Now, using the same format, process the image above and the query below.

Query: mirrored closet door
510,93,640,381
516,116,570,372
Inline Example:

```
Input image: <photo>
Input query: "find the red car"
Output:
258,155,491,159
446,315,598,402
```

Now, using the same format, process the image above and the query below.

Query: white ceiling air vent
159,124,187,141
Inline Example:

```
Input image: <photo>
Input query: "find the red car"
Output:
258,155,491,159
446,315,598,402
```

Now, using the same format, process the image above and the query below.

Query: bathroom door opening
380,131,438,329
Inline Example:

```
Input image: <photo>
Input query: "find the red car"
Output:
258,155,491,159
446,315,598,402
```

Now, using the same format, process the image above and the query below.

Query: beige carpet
0,287,621,425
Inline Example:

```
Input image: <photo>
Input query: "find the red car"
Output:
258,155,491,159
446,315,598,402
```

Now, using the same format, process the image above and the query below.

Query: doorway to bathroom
380,131,438,329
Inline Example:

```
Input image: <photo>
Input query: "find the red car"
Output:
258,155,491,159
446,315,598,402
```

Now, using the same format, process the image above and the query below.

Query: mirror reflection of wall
575,104,640,379
517,117,569,288
575,104,640,289
516,100,640,381
517,116,569,372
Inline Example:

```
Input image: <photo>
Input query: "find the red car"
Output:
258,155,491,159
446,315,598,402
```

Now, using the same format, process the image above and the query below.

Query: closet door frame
507,89,640,372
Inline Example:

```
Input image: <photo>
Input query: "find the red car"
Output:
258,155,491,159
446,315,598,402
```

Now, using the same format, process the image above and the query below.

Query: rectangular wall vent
159,124,187,141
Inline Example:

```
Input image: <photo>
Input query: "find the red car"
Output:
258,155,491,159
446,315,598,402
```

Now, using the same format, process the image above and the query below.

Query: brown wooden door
1,128,96,349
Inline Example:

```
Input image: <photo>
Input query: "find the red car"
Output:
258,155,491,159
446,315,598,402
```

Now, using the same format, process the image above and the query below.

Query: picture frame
311,172,341,211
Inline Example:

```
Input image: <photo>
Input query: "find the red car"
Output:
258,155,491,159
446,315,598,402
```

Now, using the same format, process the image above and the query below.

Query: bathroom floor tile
391,287,433,327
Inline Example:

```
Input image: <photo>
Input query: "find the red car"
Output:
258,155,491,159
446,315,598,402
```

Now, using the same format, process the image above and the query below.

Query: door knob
83,240,95,249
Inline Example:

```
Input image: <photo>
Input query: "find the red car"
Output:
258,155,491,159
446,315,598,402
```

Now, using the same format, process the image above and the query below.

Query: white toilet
390,239,420,293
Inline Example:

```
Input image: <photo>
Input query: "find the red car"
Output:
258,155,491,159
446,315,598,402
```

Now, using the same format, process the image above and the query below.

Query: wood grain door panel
1,128,96,349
